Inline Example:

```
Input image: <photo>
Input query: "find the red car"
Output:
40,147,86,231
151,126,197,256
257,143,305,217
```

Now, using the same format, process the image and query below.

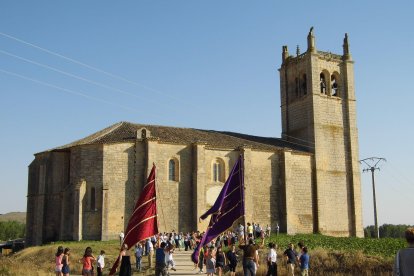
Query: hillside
0,212,26,224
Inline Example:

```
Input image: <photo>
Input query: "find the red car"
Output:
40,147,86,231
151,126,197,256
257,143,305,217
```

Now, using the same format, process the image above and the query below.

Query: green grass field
266,233,405,259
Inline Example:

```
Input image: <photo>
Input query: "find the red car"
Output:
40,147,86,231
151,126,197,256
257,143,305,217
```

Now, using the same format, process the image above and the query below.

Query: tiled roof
43,122,311,153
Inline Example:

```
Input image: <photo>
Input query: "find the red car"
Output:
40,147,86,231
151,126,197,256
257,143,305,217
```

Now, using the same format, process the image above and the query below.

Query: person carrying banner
118,244,131,276
239,238,259,276
109,164,158,275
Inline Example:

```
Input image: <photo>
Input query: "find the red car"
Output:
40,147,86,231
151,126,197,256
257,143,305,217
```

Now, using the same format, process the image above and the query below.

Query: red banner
109,164,158,275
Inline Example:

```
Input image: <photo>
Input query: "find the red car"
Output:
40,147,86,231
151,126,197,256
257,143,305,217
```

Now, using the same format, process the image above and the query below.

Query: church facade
26,30,364,246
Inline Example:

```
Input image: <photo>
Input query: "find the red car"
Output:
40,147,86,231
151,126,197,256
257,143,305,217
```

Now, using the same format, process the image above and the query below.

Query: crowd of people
52,223,306,276
53,224,414,276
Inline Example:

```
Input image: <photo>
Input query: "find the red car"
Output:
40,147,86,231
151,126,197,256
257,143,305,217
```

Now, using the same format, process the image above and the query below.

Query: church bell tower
279,28,363,237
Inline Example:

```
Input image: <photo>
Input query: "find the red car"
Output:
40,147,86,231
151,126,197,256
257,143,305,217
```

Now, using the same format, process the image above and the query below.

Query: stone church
26,29,364,246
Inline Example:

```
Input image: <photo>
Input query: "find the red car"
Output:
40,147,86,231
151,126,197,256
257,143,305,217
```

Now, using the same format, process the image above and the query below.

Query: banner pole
240,153,247,244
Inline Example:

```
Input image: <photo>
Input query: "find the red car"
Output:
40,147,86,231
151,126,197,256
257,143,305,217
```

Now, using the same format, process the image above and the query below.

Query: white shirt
268,248,277,263
147,240,154,251
97,254,105,268
165,251,173,261
238,225,244,236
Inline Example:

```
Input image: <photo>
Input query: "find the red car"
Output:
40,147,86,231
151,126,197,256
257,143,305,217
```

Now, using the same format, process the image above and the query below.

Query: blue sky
0,1,413,227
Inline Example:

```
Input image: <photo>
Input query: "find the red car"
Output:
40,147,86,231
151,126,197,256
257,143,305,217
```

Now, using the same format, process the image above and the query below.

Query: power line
0,31,193,107
386,162,414,188
0,68,167,122
283,133,315,145
0,49,169,108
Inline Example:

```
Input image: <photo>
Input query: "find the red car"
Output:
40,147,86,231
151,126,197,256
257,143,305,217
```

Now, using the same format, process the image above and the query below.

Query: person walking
223,232,229,247
96,250,105,276
155,242,167,276
55,246,64,276
62,248,70,276
184,233,190,251
394,227,414,275
299,247,309,276
118,243,131,276
79,247,96,276
147,238,154,268
205,247,216,276
247,223,254,239
284,243,297,276
266,225,271,237
119,231,125,246
215,246,227,276
226,244,238,276
165,244,177,271
197,245,207,273
237,223,245,241
134,243,143,271
266,243,277,276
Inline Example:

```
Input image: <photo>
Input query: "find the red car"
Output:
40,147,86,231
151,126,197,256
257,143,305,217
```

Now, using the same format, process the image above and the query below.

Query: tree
0,221,25,241
364,224,413,238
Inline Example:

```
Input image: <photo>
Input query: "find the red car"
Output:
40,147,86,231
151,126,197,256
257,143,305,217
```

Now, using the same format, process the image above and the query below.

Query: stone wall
43,152,69,242
283,150,314,234
70,145,103,240
26,159,41,246
243,149,281,231
146,141,194,233
310,55,359,236
26,151,70,245
102,142,135,240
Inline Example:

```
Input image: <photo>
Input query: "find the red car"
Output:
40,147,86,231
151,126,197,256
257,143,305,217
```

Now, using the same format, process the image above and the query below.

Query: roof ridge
89,121,125,143
127,121,202,132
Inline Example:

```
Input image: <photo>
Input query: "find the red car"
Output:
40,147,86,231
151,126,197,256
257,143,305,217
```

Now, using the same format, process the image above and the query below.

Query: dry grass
242,248,393,276
0,239,394,275
0,240,122,275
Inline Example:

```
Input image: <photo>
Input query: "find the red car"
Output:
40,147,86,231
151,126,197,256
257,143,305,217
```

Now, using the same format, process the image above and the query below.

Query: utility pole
359,157,386,239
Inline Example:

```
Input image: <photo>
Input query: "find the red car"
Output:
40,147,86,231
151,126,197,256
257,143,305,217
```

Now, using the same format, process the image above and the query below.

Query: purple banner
191,155,244,263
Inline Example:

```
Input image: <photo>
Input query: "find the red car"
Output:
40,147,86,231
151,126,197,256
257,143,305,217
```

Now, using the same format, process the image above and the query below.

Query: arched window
168,159,179,181
302,74,307,95
212,158,225,182
331,74,340,97
320,73,327,94
295,77,299,97
90,187,96,211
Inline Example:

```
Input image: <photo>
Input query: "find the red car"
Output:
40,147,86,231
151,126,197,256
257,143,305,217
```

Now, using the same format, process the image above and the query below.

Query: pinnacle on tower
343,33,352,60
282,45,289,62
307,26,316,53
296,45,300,56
